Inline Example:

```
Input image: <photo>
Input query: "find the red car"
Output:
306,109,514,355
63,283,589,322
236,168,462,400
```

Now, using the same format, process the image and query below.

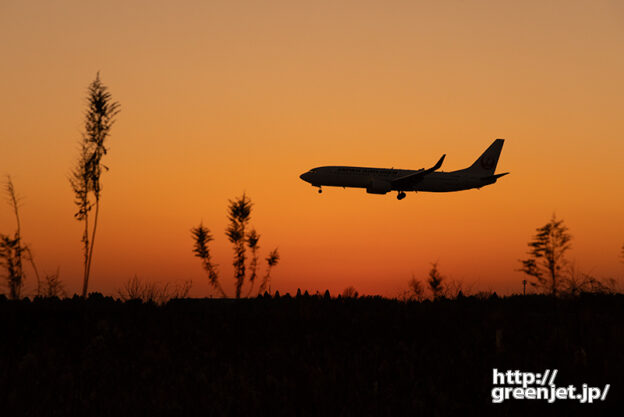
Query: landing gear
397,191,406,200
317,187,323,194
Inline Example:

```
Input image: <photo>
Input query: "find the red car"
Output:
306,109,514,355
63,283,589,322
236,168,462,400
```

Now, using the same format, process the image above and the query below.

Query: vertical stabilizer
465,139,505,176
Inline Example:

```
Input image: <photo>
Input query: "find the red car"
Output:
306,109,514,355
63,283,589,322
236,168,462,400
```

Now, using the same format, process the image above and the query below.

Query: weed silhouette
69,73,120,297
193,194,279,298
191,224,227,297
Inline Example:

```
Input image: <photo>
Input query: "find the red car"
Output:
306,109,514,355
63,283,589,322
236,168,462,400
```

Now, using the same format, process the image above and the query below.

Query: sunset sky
1,0,623,297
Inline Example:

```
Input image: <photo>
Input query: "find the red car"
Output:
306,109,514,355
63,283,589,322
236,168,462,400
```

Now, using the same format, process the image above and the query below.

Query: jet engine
366,179,392,194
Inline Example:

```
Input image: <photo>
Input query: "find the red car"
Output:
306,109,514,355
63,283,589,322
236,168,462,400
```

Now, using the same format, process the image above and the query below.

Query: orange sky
1,0,623,297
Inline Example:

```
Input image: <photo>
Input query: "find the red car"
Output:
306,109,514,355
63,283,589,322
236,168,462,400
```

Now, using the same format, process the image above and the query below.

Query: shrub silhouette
117,275,192,304
427,262,445,299
41,268,66,298
564,262,617,295
443,279,468,299
408,275,425,301
342,286,359,298
69,73,120,297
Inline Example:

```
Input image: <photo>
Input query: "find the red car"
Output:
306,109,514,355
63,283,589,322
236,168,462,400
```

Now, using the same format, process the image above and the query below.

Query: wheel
318,188,323,194
397,192,406,200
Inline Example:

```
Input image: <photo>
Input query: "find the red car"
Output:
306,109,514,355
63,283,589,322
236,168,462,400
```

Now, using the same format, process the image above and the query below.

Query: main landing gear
317,186,323,194
397,191,406,200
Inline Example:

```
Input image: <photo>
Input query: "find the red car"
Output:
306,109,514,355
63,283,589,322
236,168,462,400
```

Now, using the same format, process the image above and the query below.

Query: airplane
299,138,508,200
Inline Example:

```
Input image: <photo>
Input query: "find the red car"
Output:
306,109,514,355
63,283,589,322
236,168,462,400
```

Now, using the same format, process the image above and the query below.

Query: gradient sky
1,0,623,297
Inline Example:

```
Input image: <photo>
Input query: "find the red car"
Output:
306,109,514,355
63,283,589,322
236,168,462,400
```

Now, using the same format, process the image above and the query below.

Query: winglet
431,154,445,172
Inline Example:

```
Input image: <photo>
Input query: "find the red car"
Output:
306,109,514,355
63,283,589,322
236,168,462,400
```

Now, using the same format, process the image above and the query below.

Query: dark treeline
1,294,622,416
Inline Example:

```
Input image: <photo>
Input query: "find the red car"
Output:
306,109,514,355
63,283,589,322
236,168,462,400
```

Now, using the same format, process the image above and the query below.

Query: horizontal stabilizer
392,154,445,188
481,172,509,181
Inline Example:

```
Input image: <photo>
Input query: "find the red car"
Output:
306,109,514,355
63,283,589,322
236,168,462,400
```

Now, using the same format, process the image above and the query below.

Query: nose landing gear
317,187,323,194
397,191,406,200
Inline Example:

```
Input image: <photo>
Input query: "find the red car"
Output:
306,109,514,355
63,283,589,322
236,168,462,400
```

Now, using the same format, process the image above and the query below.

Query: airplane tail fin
465,138,505,176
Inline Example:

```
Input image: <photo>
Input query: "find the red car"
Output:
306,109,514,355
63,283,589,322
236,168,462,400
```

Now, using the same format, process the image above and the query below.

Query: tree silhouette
519,214,572,297
191,224,226,297
427,262,444,299
70,73,120,297
226,194,252,298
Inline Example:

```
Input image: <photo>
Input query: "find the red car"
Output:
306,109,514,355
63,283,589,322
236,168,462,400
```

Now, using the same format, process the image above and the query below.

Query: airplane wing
391,154,446,188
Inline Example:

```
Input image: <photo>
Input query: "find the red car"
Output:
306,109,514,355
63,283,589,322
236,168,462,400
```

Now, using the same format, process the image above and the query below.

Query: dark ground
1,293,622,416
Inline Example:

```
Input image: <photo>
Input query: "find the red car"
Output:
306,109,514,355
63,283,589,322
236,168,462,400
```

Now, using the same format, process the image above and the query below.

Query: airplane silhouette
299,139,508,200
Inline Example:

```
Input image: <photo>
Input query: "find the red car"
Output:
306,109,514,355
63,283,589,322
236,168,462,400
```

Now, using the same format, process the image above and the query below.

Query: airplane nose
300,172,311,182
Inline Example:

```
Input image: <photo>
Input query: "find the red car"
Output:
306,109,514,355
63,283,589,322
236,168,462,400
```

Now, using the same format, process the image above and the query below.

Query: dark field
1,293,622,416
